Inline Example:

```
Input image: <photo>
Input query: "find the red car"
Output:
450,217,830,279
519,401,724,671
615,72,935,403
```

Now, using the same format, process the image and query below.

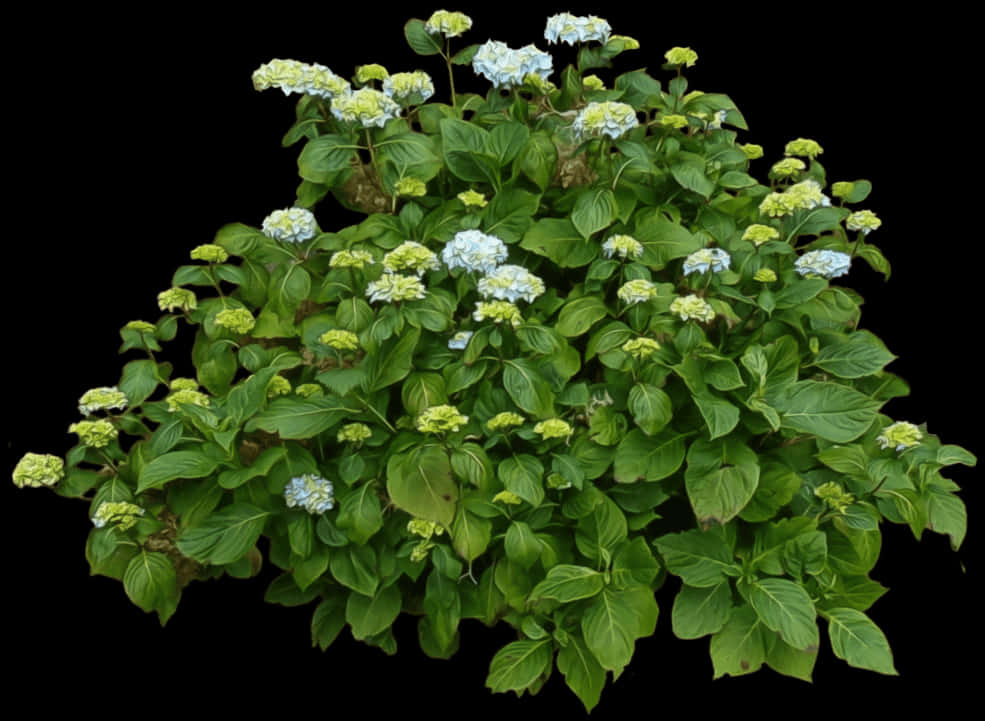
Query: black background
6,2,980,714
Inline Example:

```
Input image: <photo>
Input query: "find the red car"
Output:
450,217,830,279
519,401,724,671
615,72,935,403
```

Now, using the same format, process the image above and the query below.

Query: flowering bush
11,9,976,713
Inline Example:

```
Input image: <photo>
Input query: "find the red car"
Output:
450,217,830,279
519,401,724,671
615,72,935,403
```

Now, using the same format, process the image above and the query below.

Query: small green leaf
175,503,269,565
824,607,898,675
138,450,220,493
404,18,442,55
346,584,402,640
486,639,553,695
529,564,605,604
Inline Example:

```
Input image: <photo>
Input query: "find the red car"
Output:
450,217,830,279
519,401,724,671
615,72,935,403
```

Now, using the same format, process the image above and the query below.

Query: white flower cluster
261,207,318,244
544,13,611,45
572,101,639,140
794,250,851,279
472,40,553,89
441,230,509,274
331,87,402,128
682,248,731,275
602,234,644,260
383,71,435,103
252,59,350,99
477,265,546,303
78,386,129,417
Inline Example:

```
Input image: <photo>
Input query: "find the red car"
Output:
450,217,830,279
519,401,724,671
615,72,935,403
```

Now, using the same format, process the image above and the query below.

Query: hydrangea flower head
846,209,882,235
487,412,526,432
337,423,372,444
621,337,661,359
12,453,64,489
603,234,644,260
877,421,923,452
794,249,851,279
265,375,292,399
383,71,435,103
665,46,698,66
582,75,606,91
442,230,508,274
448,330,474,350
331,87,401,128
473,300,524,327
742,224,780,246
382,241,441,276
169,377,199,392
683,248,731,275
534,418,574,440
477,265,545,303
394,177,428,197
771,158,806,178
659,114,689,129
786,179,830,210
754,268,778,282
68,419,118,448
670,294,716,322
785,138,824,159
831,181,855,199
355,64,389,84
284,474,335,514
544,13,611,45
92,501,145,531
425,10,473,37
617,279,658,305
416,404,469,434
473,40,553,89
320,329,360,351
365,273,427,303
457,190,487,209
572,101,639,140
408,518,444,539
78,386,129,417
740,143,764,159
329,249,375,269
158,287,197,312
295,383,324,398
252,59,350,99
262,207,318,244
165,389,211,412
215,308,256,335
190,244,229,263
814,482,854,514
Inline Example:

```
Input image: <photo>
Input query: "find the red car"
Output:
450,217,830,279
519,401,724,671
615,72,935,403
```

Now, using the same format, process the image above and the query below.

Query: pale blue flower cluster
261,207,318,244
284,474,335,514
572,101,639,140
477,264,546,303
330,87,402,129
441,230,509,274
448,330,474,350
544,13,611,45
794,249,851,279
683,248,731,275
472,40,553,89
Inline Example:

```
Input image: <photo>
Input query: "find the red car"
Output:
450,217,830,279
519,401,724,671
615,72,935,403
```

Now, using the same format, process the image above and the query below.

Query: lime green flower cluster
759,179,827,217
189,244,229,263
546,473,572,490
534,418,574,440
617,279,658,305
12,452,64,489
742,224,780,246
846,210,882,235
124,320,156,333
329,249,375,269
266,375,292,399
659,114,688,129
665,46,698,66
740,143,764,159
622,337,661,359
416,404,469,434
573,101,639,140
78,386,128,417
814,482,854,514
408,518,444,539
68,419,118,448
320,329,360,351
366,273,427,303
252,58,350,99
493,490,523,505
458,190,487,209
582,74,605,91
382,241,441,276
831,181,855,199
215,308,256,335
170,377,199,392
356,63,389,83
337,423,372,444
771,158,806,178
785,138,824,159
158,287,197,312
165,389,211,412
473,300,523,327
394,177,427,197
295,383,324,398
383,71,435,103
91,501,145,531
754,268,778,282
425,9,473,37
602,234,644,260
670,294,716,322
877,421,922,452
331,87,401,129
487,412,526,432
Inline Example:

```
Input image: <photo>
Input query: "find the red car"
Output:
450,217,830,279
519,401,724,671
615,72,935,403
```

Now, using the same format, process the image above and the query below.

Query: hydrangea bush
12,10,976,712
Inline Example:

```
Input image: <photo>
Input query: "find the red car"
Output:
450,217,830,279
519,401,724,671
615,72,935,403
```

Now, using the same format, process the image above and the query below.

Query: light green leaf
672,582,733,639
710,605,768,678
824,607,898,675
387,446,458,529
529,564,605,604
582,586,658,673
571,188,616,239
743,577,819,651
346,584,402,640
450,509,492,562
485,639,554,695
773,380,882,443
138,450,220,493
628,383,673,436
693,391,740,440
175,503,270,565
557,636,606,713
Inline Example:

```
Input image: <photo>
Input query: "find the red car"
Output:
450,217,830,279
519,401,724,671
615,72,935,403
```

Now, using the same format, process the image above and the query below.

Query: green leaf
486,639,553,695
123,551,177,620
582,586,658,673
401,372,448,415
710,605,768,678
613,429,686,483
175,503,269,565
529,564,605,604
504,521,542,569
387,446,458,529
556,296,609,338
518,131,558,191
693,391,740,440
138,450,220,493
575,496,628,565
926,489,967,551
824,607,898,675
738,464,801,523
684,438,760,528
670,158,714,198
503,358,555,419
311,596,347,650
450,509,492,562
772,380,882,443
336,482,383,544
671,582,732,639
298,135,358,183
742,578,819,651
488,121,530,165
520,217,598,267
450,443,493,489
119,359,162,407
329,545,378,596
628,383,672,436
245,396,361,439
346,584,402,640
571,188,616,239
654,529,739,587
483,187,539,243
498,454,545,508
632,209,703,269
857,244,891,280
365,326,421,392
611,536,660,587
557,636,606,714
336,297,374,332
813,332,896,378
404,18,442,55
586,320,633,360
766,634,818,682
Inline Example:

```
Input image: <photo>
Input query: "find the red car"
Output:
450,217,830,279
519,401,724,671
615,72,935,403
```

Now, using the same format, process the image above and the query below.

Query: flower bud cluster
383,241,442,276
477,265,545,303
215,308,256,335
383,72,435,103
252,59,350,99
877,421,922,452
473,300,523,327
284,474,335,514
794,250,851,279
544,13,611,45
366,273,427,303
617,279,658,305
472,40,553,89
622,338,661,359
670,294,716,322
68,419,118,448
572,101,639,140
91,501,145,531
78,387,129,417
320,329,360,351
337,423,372,444
534,418,573,439
332,88,402,128
416,405,469,434
424,10,472,37
329,249,375,269
682,248,731,275
165,389,211,412
487,412,526,432
12,453,64,489
261,207,318,244
602,234,644,260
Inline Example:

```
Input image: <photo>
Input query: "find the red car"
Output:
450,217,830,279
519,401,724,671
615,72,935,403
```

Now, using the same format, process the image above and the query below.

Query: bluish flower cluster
477,265,546,303
682,248,731,275
572,101,639,140
448,330,473,350
441,230,509,274
283,474,335,514
794,249,851,279
544,13,611,45
261,207,318,244
472,40,553,89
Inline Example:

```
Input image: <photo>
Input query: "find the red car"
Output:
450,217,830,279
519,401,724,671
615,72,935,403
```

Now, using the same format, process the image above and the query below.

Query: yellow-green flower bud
124,320,156,333
416,404,469,434
487,412,525,432
877,421,922,452
337,423,372,443
12,452,64,489
493,490,523,505
410,540,435,562
366,273,427,303
382,241,441,276
157,287,197,312
169,377,199,392
831,181,855,199
784,138,824,159
383,71,435,103
754,268,778,282
659,114,689,129
670,294,716,323
814,482,854,514
665,46,698,66
602,234,643,260
320,329,360,351
457,190,487,209
473,300,523,327
407,519,444,539
329,249,375,269
846,209,882,235
740,143,764,160
771,157,806,178
215,308,256,335
295,383,324,398
621,337,661,359
609,35,639,50
583,74,606,91
92,501,145,531
394,177,427,197
742,224,780,246
425,10,473,38
78,386,129,417
546,472,571,490
165,389,211,412
189,244,229,263
534,418,574,440
523,72,556,94
758,193,791,218
355,63,389,83
266,375,292,399
68,419,118,448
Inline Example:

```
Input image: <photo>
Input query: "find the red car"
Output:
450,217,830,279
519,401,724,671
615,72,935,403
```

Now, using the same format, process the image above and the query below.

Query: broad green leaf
738,464,801,523
218,446,287,490
556,296,609,338
503,358,555,419
505,521,542,569
710,605,767,678
518,131,558,191
628,384,672,436
387,446,458,529
175,503,270,565
653,529,738,587
298,134,358,183
450,509,492,562
693,391,740,440
557,636,606,713
684,438,760,527
529,564,605,604
119,359,162,407
485,639,553,695
671,582,732,639
123,551,177,618
346,584,402,640
766,634,818,682
824,607,898,675
336,482,384,545
404,18,442,55
670,158,714,198
925,489,967,551
498,454,545,508
138,450,220,493
632,209,703,269
773,380,881,443
575,496,628,565
329,544,378,597
488,121,530,165
450,443,493,489
582,586,658,673
813,332,896,378
245,396,362,439
613,429,686,483
311,596,347,650
365,327,421,392
611,536,660,587
520,217,598,267
742,577,819,651
401,372,448,415
571,187,616,239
